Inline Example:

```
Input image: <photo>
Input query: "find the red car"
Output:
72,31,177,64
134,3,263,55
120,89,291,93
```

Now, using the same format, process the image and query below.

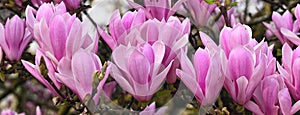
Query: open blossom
55,49,110,104
277,43,300,101
244,74,285,115
26,2,67,34
220,24,271,105
22,49,61,96
279,5,300,46
100,11,190,83
0,15,32,61
22,2,97,97
182,0,216,27
263,10,299,46
176,32,224,106
221,45,267,105
127,0,185,20
220,23,276,76
26,2,98,64
99,9,146,50
109,42,173,101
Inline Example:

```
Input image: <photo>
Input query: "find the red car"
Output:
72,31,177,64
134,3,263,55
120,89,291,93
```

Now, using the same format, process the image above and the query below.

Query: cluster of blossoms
2,0,300,114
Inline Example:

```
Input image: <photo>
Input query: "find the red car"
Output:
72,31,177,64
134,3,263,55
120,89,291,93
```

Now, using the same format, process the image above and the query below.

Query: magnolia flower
278,88,300,115
263,10,299,46
27,2,98,64
55,49,110,104
99,9,146,50
221,45,267,105
26,2,67,34
101,13,190,83
244,74,285,115
182,0,216,27
220,24,276,76
135,17,190,83
0,15,32,61
22,49,61,96
127,0,185,20
110,42,173,101
219,23,252,57
280,5,300,46
277,43,300,101
176,32,224,106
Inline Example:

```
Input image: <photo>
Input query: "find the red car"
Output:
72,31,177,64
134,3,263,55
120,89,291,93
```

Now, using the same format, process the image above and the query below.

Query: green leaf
230,2,238,7
204,0,215,4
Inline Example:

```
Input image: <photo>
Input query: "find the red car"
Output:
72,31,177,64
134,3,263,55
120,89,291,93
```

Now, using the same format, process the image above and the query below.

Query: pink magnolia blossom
127,0,185,20
244,74,285,115
219,24,273,105
55,49,110,104
101,12,190,83
280,5,300,46
109,42,173,101
22,49,61,96
0,15,32,61
26,2,67,34
221,45,267,105
263,10,299,46
99,9,146,50
182,0,216,27
219,23,252,57
176,32,224,106
26,2,98,64
220,24,276,76
277,43,300,101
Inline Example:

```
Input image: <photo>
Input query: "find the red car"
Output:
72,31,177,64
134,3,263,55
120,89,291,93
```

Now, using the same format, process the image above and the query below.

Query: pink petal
176,69,204,101
109,62,135,94
49,15,67,60
236,76,249,104
203,53,224,106
291,100,300,114
228,47,254,80
229,24,251,49
244,101,264,115
127,49,151,84
149,60,173,95
281,28,300,45
219,26,232,57
194,48,210,93
71,50,97,99
278,88,292,115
